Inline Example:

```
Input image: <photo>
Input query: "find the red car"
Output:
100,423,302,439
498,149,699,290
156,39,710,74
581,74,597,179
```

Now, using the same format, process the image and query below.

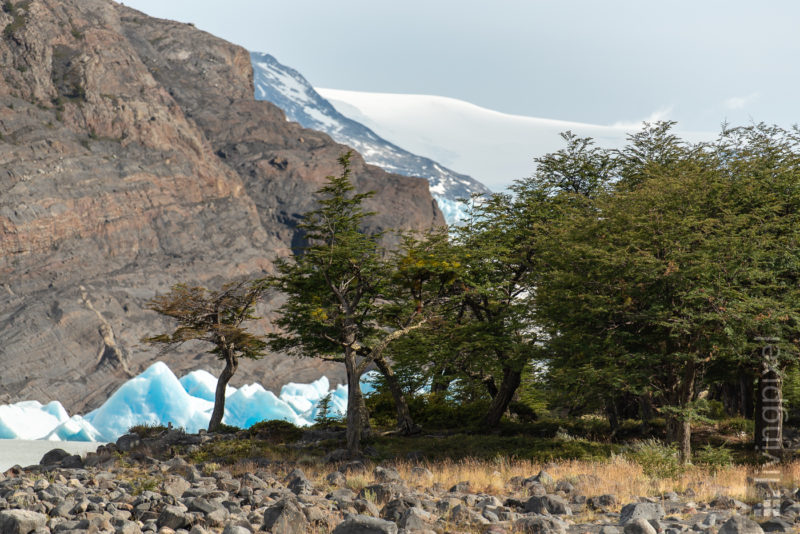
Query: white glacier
0,361,373,443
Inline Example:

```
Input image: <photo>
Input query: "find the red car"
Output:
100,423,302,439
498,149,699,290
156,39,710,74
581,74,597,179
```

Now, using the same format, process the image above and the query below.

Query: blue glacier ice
0,362,375,442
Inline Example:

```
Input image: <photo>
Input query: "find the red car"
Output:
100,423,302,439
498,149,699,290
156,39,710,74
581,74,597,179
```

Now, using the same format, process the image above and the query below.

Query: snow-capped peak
250,52,491,224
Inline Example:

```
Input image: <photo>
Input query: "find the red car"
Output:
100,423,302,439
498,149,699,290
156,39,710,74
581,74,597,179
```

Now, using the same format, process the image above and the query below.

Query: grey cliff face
0,0,443,411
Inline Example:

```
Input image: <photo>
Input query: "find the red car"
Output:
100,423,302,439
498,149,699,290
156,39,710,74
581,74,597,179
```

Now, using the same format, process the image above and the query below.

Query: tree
269,152,448,454
536,122,800,462
144,280,267,432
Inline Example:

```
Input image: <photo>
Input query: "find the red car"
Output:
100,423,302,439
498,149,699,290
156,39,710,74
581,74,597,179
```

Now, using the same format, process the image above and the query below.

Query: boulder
263,498,309,534
332,514,398,534
0,510,48,534
514,516,567,534
157,505,191,530
39,449,71,466
525,495,572,515
619,503,665,525
623,518,657,534
760,518,794,533
718,515,765,534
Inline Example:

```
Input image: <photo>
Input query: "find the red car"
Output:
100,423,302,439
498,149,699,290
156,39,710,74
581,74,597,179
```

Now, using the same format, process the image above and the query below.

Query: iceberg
0,361,377,442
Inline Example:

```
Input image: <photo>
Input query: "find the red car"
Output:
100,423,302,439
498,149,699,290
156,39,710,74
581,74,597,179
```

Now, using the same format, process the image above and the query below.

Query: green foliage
706,400,727,420
248,420,304,443
694,443,733,474
213,423,241,434
718,417,754,435
129,476,160,496
144,279,267,361
313,392,342,426
626,439,683,479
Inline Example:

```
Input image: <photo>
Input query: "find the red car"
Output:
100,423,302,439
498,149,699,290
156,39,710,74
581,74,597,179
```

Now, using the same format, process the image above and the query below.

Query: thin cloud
724,93,759,110
611,106,674,129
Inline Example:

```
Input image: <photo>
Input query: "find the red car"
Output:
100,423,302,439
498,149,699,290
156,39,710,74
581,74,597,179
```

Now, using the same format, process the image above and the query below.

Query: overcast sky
121,1,799,131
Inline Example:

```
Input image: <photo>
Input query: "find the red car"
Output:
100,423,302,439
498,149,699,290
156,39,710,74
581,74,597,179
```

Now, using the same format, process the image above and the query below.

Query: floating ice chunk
225,383,306,428
179,369,237,401
0,361,385,442
0,400,68,440
280,375,329,401
84,361,213,440
45,415,104,442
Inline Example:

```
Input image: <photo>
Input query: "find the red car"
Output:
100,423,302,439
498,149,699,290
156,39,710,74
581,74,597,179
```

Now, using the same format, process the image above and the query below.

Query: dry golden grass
300,457,800,507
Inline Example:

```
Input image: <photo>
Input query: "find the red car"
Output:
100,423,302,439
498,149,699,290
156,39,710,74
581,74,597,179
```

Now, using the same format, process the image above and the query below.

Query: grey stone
619,502,665,525
327,471,347,487
373,467,402,484
0,510,48,534
157,505,191,530
524,495,572,515
262,498,308,534
513,516,567,534
397,507,434,531
380,498,419,523
623,518,657,534
719,515,765,534
332,514,398,534
114,520,143,534
449,481,471,493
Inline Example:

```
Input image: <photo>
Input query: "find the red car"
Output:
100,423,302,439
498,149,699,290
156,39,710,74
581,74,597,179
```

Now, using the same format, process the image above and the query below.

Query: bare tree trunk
345,347,363,456
484,367,522,428
209,351,237,432
374,355,418,435
605,398,620,436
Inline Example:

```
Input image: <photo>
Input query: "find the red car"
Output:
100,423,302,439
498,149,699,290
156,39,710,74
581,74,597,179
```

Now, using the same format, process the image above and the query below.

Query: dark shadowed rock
40,448,71,466
760,517,793,533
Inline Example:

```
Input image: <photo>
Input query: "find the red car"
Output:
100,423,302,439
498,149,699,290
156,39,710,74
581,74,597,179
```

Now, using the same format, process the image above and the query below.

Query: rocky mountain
0,0,443,413
250,52,491,223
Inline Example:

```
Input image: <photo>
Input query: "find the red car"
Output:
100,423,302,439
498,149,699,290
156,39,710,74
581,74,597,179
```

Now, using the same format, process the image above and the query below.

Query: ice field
0,362,373,442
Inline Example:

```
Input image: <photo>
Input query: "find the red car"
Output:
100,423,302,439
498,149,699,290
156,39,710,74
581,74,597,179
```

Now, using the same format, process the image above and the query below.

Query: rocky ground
0,430,795,534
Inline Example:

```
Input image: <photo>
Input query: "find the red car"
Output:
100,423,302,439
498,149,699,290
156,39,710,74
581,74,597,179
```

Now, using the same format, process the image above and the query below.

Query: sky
120,1,799,132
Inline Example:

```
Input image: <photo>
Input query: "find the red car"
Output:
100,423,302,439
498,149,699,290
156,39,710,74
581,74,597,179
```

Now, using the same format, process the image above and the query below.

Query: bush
626,438,683,479
248,420,303,443
718,417,754,434
213,423,241,434
694,443,733,474
128,423,168,438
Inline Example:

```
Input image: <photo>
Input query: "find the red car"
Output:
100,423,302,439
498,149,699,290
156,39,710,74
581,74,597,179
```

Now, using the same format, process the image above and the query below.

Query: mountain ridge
0,0,442,412
250,52,490,223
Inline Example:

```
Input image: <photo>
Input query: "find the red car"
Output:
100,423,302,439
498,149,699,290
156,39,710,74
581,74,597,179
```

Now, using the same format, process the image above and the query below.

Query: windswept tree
144,280,267,432
269,152,451,454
